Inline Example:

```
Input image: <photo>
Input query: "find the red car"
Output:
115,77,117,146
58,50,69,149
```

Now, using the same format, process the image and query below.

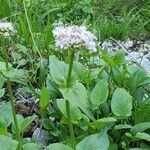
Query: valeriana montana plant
52,24,97,150
0,21,22,150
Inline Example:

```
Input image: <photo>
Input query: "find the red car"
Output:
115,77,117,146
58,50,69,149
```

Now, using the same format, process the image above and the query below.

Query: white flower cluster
0,21,16,37
52,25,97,51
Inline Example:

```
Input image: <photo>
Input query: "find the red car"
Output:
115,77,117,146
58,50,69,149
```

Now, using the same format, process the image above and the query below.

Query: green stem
23,0,43,63
66,50,74,87
4,44,22,150
66,50,76,150
7,78,22,150
66,101,76,150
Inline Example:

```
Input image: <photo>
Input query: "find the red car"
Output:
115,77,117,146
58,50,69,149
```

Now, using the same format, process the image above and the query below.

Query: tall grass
0,0,150,54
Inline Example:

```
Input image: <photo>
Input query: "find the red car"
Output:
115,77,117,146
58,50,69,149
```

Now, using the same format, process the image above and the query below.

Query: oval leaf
73,62,90,84
40,87,50,118
91,117,116,129
76,129,109,150
57,99,82,124
49,55,68,86
91,79,109,110
131,122,150,135
111,88,132,118
23,143,40,150
134,132,150,142
0,102,13,126
60,82,95,120
114,124,132,130
0,135,18,150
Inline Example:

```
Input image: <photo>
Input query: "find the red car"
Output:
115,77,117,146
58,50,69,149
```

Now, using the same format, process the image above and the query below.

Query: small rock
128,52,140,59
141,57,150,73
32,127,49,146
122,39,134,49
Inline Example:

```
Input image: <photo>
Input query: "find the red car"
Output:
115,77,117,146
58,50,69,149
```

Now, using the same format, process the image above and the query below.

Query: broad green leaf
125,132,150,142
19,115,36,133
0,116,8,136
11,115,24,134
46,75,60,98
127,69,149,91
131,122,150,135
0,135,18,150
46,143,72,150
137,77,150,87
40,87,49,108
23,143,40,150
4,68,28,82
0,63,28,85
11,52,22,61
91,117,116,129
111,88,132,118
0,127,8,136
16,43,28,54
78,114,90,131
0,114,6,126
111,67,122,86
114,124,132,130
0,88,5,98
125,132,134,139
0,102,13,126
0,61,12,72
49,55,68,86
127,65,142,75
108,143,118,150
91,79,109,110
18,59,27,66
41,118,55,130
134,132,150,142
60,82,88,108
60,82,95,120
73,62,90,83
12,114,36,134
57,99,82,124
40,87,50,118
89,68,102,81
76,129,109,150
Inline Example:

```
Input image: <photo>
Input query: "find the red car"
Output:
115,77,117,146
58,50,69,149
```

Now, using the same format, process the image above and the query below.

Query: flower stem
66,101,76,150
66,50,74,87
7,78,22,150
66,50,76,150
4,45,22,150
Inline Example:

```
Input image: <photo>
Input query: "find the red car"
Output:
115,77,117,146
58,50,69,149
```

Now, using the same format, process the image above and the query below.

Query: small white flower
0,21,16,38
52,25,97,51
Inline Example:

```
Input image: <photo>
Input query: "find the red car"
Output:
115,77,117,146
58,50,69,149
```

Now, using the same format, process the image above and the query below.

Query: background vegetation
0,0,150,150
